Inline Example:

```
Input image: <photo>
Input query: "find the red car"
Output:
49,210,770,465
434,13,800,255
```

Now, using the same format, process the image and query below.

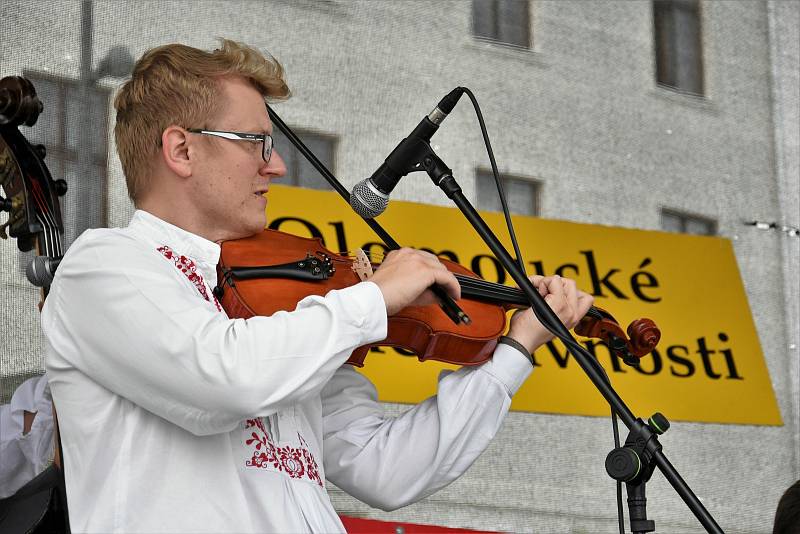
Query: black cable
460,88,527,275
463,87,627,533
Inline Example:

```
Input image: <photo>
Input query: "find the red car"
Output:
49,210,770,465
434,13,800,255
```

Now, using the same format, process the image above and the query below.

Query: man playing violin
42,39,593,533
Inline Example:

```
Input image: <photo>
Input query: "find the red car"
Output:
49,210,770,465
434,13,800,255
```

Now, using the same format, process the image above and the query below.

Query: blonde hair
114,39,290,204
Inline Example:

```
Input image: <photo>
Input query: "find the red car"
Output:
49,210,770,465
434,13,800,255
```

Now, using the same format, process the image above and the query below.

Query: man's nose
261,148,287,178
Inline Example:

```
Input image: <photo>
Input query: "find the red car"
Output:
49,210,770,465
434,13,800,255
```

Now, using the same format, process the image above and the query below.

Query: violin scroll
627,318,661,357
574,308,660,367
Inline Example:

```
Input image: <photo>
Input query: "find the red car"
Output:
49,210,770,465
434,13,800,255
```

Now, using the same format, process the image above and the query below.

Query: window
472,0,531,49
476,169,539,216
661,208,716,235
271,127,335,191
653,0,704,95
24,74,110,247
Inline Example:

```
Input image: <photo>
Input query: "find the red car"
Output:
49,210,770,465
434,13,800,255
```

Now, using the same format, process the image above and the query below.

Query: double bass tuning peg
53,179,68,197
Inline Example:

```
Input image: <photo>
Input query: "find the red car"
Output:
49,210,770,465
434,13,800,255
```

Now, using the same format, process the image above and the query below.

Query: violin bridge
351,249,373,281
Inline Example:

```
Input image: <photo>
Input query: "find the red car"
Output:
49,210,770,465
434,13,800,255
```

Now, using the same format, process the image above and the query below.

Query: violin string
459,282,521,299
336,251,562,304
338,251,386,264
335,250,606,320
455,275,524,296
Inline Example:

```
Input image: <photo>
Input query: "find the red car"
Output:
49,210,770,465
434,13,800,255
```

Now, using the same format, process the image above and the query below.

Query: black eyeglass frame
186,128,273,162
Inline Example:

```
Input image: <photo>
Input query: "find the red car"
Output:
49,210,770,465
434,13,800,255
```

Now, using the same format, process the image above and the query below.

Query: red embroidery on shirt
244,418,323,487
157,245,222,312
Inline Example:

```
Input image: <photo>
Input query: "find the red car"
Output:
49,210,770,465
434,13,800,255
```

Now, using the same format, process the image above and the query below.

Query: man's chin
218,217,266,242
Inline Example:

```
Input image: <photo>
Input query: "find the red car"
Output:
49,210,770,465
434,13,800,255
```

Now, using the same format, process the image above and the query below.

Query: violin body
216,229,507,367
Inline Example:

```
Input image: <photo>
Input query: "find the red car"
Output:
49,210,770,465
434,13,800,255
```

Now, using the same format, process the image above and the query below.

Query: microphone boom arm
266,105,469,325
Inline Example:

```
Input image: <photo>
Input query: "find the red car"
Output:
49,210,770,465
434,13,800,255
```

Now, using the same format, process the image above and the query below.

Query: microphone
26,255,62,287
351,87,464,218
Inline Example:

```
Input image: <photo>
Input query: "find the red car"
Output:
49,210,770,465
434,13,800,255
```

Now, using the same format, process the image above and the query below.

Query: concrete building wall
767,0,800,480
1,1,797,531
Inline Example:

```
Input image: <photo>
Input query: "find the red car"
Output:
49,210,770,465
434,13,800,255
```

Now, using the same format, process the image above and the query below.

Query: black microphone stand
419,148,723,534
267,105,723,534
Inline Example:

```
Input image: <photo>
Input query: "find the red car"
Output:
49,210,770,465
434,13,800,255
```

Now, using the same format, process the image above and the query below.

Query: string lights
744,221,800,237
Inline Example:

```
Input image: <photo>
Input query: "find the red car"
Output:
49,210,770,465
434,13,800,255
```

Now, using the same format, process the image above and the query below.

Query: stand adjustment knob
647,412,670,435
606,447,641,482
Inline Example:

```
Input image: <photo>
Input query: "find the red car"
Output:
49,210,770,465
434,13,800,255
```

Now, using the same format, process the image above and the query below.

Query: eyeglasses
186,128,273,163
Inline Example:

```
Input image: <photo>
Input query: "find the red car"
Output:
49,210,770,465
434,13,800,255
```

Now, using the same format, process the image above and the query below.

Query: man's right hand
369,248,461,316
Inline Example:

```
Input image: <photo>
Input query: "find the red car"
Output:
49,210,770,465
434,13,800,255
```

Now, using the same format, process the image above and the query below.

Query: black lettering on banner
543,340,572,368
579,250,628,299
471,254,506,284
696,337,722,379
666,345,695,377
268,217,326,245
328,221,348,254
555,263,580,278
367,333,741,382
718,332,744,379
584,339,626,373
633,347,663,375
630,258,661,303
529,260,546,277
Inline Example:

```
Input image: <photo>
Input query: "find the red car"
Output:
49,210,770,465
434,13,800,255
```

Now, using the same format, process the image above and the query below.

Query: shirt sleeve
42,232,387,437
320,343,532,511
0,374,54,498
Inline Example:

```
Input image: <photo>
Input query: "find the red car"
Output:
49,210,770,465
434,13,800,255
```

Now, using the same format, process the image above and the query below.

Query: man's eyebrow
243,125,271,136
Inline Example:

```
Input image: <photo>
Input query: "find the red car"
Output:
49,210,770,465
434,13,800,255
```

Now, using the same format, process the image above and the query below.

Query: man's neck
136,196,215,242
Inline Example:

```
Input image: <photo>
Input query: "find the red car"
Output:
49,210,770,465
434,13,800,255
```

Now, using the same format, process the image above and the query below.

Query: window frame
475,167,540,217
660,207,717,235
652,0,706,97
271,127,338,191
471,0,532,50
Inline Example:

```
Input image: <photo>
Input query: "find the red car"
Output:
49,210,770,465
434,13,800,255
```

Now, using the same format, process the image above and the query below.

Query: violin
215,229,660,367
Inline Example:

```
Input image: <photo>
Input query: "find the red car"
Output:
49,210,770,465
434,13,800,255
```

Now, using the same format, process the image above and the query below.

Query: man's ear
161,126,193,178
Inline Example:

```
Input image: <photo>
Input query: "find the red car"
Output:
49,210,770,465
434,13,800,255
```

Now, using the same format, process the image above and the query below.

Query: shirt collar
129,210,221,276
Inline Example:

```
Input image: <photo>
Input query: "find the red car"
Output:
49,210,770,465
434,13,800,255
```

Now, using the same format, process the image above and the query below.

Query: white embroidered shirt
42,210,532,533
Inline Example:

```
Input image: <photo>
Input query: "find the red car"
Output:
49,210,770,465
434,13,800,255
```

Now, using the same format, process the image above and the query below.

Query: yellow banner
266,185,782,425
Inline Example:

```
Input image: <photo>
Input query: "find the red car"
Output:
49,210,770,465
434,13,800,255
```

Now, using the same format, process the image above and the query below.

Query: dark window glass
653,0,704,95
661,209,716,235
271,128,335,191
476,169,539,216
472,0,531,49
